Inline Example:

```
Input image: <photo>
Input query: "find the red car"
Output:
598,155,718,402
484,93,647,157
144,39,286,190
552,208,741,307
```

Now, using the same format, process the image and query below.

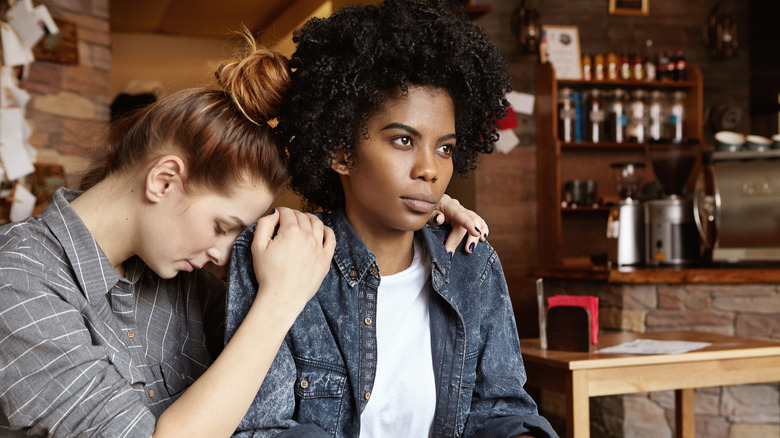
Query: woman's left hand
430,194,489,257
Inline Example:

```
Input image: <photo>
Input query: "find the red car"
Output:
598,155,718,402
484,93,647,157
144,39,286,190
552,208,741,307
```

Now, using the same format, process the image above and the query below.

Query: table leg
675,388,695,438
566,370,590,438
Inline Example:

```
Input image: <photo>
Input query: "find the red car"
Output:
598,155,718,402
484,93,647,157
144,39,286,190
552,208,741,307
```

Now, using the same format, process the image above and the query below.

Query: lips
401,193,437,214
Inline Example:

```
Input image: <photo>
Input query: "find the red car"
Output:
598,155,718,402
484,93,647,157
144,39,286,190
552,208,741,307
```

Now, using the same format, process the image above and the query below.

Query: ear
145,155,186,203
330,148,351,176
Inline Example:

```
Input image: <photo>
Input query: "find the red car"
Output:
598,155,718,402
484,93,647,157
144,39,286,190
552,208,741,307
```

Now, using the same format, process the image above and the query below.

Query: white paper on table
597,339,711,355
0,108,35,180
7,0,45,49
2,68,30,109
506,91,535,115
0,23,35,67
494,128,519,155
34,5,59,34
10,182,36,222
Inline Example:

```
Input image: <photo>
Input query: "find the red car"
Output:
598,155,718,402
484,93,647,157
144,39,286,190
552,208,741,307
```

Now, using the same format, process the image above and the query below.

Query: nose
206,238,234,266
413,146,438,182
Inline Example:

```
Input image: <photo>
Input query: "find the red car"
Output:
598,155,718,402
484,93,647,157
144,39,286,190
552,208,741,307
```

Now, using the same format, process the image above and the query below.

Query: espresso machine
645,139,701,265
606,162,646,266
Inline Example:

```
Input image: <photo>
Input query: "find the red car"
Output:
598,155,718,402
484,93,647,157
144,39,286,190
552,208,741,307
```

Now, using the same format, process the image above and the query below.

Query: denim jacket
225,209,557,438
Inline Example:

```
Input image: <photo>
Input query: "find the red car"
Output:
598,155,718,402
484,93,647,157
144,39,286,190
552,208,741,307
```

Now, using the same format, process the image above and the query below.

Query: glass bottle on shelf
627,89,648,143
558,87,576,143
607,52,618,80
619,51,631,80
594,53,605,80
582,54,592,80
607,89,628,143
631,53,644,80
644,39,656,81
648,90,665,141
587,88,606,143
666,90,686,141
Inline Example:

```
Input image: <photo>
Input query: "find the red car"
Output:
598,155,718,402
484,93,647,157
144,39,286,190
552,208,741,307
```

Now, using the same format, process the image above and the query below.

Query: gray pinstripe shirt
0,188,225,437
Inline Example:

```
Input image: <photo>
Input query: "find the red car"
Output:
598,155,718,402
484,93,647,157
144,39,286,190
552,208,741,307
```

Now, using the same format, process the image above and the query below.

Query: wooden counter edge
531,264,780,284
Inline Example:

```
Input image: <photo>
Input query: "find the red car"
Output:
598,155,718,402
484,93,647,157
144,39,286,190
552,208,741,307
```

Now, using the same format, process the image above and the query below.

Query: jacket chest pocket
293,359,348,435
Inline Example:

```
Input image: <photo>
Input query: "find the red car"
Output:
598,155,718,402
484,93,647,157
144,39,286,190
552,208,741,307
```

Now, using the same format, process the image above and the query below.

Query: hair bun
216,34,290,125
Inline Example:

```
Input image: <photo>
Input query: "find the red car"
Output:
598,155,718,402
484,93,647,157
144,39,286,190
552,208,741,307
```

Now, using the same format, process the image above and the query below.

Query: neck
343,211,416,276
70,174,141,275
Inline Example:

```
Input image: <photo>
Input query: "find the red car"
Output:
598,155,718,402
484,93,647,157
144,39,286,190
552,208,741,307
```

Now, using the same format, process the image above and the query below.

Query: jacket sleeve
463,250,559,438
225,227,331,438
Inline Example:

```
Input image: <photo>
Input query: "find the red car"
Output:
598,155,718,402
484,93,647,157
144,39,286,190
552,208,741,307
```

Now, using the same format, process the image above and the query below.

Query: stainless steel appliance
607,162,646,266
695,150,780,261
645,139,701,265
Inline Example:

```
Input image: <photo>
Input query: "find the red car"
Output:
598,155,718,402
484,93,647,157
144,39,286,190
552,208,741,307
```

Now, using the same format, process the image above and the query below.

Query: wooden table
520,331,780,438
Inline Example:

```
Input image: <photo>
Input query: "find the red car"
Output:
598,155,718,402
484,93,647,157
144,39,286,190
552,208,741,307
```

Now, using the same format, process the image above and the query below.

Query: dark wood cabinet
535,62,704,265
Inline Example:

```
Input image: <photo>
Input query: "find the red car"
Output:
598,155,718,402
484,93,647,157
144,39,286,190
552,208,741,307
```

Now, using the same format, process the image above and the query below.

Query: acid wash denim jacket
225,209,557,438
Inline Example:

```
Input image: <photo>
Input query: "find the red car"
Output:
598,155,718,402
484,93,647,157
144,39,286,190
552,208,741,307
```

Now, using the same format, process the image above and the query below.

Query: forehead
367,86,455,126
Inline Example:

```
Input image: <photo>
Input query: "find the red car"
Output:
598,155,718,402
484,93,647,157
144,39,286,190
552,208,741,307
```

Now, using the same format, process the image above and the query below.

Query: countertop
533,262,780,284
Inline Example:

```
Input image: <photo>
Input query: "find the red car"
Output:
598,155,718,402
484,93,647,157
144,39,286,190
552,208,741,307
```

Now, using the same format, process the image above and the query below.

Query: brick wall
21,0,110,188
542,278,780,438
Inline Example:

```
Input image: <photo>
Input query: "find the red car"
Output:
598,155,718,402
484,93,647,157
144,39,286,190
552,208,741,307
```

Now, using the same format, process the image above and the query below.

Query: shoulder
0,218,64,274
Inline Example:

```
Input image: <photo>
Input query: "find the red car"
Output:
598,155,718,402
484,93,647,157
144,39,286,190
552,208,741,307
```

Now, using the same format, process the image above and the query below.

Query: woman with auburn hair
0,37,336,438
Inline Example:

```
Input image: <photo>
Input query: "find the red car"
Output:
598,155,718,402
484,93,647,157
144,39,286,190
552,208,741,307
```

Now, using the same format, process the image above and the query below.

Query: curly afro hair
275,0,511,212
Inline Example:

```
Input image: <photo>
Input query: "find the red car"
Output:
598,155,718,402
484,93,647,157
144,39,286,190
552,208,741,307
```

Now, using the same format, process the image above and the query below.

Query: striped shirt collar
41,188,134,303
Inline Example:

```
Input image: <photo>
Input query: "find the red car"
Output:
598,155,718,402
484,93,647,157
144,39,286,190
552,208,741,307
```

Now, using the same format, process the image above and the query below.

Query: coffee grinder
645,139,701,265
607,162,646,266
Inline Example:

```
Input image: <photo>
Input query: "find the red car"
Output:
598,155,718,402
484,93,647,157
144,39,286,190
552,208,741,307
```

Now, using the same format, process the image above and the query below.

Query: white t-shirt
359,238,436,438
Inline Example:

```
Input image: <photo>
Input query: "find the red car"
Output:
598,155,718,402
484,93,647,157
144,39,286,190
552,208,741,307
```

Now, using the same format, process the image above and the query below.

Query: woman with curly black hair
224,1,557,437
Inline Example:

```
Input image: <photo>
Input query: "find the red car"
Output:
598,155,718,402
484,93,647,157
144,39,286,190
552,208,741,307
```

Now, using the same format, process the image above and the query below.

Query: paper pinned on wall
506,91,535,115
34,4,59,35
10,182,36,222
1,23,34,67
0,107,35,181
7,0,45,49
494,128,520,155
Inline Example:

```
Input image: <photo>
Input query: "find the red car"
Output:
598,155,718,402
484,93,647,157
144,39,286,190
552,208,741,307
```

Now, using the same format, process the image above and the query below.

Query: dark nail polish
448,251,453,260
475,227,481,233
268,208,276,215
469,242,475,251
483,233,488,239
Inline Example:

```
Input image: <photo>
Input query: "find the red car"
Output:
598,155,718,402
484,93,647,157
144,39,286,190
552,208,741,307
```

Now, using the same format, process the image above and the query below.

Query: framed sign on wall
609,0,649,16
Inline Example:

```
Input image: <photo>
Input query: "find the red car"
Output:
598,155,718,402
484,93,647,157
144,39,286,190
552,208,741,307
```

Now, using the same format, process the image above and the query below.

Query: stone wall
541,278,780,438
20,0,110,189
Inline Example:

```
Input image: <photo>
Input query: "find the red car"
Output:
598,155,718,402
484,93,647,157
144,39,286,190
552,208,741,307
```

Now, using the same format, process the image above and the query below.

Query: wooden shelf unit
535,62,704,266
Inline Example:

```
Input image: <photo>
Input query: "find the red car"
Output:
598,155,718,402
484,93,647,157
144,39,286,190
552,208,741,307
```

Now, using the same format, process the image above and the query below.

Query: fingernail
483,233,488,239
434,214,440,222
475,227,481,233
268,208,276,215
448,251,453,260
469,242,475,251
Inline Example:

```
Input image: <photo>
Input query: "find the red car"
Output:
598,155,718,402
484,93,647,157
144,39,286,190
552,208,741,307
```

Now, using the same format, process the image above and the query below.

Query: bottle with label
656,51,668,80
558,87,577,143
644,40,656,81
607,89,628,143
587,89,606,143
666,52,676,81
594,53,605,80
607,52,618,80
582,54,592,80
632,53,644,80
627,89,648,143
648,90,665,141
619,51,631,80
666,90,686,141
674,49,686,81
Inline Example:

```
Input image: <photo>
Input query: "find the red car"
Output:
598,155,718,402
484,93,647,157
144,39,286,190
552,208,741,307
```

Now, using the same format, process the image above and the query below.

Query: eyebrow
227,215,247,230
381,123,456,142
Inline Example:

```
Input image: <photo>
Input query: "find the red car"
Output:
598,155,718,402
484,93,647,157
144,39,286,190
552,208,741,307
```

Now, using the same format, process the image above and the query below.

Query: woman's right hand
248,207,335,320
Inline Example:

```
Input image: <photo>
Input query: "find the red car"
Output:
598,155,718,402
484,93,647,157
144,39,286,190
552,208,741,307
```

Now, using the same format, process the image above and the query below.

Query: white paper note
7,0,45,49
494,128,519,155
34,5,59,34
0,108,35,180
1,23,35,67
597,339,711,355
506,91,535,115
10,182,36,222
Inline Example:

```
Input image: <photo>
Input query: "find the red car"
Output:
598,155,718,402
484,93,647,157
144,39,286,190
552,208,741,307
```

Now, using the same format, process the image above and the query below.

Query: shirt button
127,330,135,339
180,373,186,381
364,391,371,400
148,389,155,398
442,267,447,275
349,269,357,278
369,267,378,276
300,379,309,389
364,317,372,325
